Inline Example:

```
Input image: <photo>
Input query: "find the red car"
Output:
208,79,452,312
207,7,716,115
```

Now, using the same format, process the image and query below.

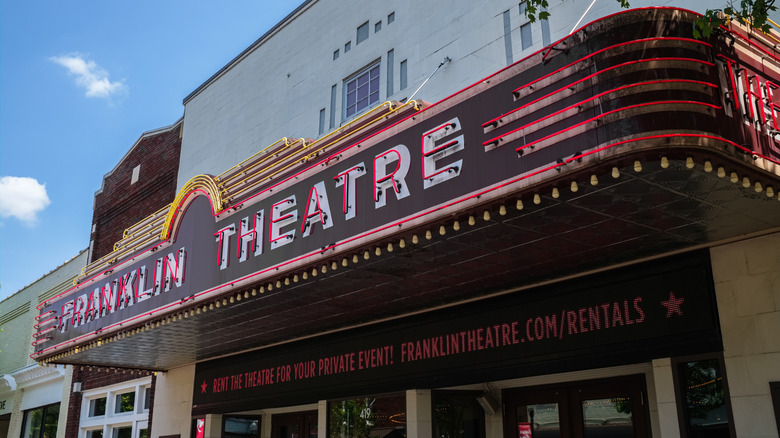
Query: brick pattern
65,367,157,437
90,124,182,263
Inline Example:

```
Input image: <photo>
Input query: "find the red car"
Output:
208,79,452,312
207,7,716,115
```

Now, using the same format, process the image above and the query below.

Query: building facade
24,1,780,438
0,249,87,438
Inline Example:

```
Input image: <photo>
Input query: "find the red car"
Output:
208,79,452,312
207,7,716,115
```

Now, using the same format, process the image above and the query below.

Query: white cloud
0,176,51,225
50,54,126,99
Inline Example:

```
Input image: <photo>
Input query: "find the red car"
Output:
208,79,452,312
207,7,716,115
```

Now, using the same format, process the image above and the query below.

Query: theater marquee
32,8,780,365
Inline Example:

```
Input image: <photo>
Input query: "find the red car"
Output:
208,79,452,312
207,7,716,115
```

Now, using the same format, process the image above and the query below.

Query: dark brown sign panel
192,252,719,413
33,8,778,358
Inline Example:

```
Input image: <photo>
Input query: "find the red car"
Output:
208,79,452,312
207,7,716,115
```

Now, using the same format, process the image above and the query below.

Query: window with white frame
80,377,152,438
344,62,380,119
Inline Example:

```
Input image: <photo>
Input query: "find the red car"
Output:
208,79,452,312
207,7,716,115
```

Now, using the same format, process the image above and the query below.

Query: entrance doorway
503,376,649,438
271,411,317,438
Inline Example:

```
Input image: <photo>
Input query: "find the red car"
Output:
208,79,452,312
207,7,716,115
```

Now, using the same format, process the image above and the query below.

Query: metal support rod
408,56,451,102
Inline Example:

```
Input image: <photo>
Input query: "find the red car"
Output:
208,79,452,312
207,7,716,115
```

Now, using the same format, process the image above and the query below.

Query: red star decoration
661,291,684,317
201,380,208,394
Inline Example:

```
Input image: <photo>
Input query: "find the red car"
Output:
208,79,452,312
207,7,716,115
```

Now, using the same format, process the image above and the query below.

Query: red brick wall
65,367,157,437
90,123,182,263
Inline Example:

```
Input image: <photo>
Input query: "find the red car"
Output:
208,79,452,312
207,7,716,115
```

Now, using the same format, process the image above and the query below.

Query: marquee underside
48,156,780,370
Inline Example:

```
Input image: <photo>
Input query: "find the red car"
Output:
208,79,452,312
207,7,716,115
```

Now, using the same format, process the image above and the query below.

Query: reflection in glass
680,359,731,438
22,404,60,438
329,394,406,438
115,392,135,413
581,397,633,438
516,403,560,438
43,404,59,438
433,394,484,438
89,398,107,417
225,417,260,438
112,426,132,438
22,408,43,438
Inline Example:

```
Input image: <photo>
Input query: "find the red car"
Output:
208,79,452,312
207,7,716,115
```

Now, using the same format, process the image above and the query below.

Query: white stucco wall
711,232,780,438
151,364,195,438
177,0,732,190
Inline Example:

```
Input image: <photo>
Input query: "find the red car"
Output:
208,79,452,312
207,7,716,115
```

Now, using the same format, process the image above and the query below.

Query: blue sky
0,0,301,301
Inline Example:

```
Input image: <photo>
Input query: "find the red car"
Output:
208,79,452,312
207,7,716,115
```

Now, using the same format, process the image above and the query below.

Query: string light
439,225,446,235
533,194,541,204
570,181,578,192
453,220,460,231
717,167,725,178
483,210,491,221
633,161,642,172
661,156,669,168
685,157,694,169
590,175,599,186
612,167,620,178
552,188,560,199
516,199,524,210
499,205,507,216
704,161,712,172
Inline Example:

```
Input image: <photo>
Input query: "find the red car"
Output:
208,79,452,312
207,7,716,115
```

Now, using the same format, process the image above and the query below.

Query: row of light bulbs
39,156,778,365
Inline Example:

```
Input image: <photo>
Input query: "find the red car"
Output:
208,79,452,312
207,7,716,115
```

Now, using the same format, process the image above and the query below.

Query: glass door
503,376,648,438
272,411,318,438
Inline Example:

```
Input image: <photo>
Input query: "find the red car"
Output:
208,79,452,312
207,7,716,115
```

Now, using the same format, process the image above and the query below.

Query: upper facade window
357,21,369,44
80,377,152,438
344,63,380,119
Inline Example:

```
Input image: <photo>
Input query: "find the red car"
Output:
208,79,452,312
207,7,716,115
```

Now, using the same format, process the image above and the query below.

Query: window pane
357,22,369,44
23,408,44,438
87,430,104,438
520,23,532,50
345,64,381,118
224,417,260,438
680,359,731,438
357,85,368,101
516,403,560,438
581,398,633,438
328,394,405,438
144,387,151,411
112,426,132,438
43,404,60,438
115,392,135,413
139,429,149,438
434,394,484,438
89,398,107,417
400,60,407,90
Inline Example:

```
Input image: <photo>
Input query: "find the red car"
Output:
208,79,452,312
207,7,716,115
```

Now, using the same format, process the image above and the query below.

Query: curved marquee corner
161,174,225,241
